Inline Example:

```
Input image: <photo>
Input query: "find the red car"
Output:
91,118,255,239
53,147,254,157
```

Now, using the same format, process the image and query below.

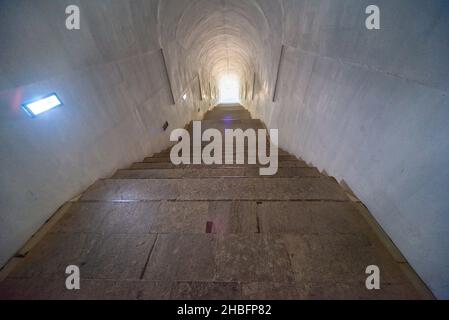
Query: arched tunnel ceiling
159,0,281,91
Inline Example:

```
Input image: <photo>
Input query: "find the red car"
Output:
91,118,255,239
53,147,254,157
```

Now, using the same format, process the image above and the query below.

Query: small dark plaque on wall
163,121,169,131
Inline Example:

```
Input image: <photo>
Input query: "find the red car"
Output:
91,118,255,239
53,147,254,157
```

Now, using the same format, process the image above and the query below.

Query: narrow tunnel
0,0,448,300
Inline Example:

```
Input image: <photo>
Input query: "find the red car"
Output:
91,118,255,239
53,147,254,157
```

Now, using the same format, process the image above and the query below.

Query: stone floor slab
257,201,372,235
81,234,156,280
144,234,216,281
113,167,320,179
130,160,309,169
171,281,241,300
80,178,348,201
241,282,302,300
9,233,95,279
216,234,294,283
279,233,409,286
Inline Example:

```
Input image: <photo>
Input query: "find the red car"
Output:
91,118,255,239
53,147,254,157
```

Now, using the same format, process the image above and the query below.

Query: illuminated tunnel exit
218,74,240,104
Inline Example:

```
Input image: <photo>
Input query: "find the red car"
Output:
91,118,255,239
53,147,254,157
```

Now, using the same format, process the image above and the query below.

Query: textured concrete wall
1,0,448,298
0,0,213,268
246,0,449,298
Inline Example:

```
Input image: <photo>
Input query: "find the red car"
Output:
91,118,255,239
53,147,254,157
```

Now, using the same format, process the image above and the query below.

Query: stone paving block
257,201,372,235
178,178,348,201
171,281,241,300
0,278,173,300
130,160,309,169
204,110,251,120
177,178,253,200
134,281,174,300
113,168,187,179
81,177,348,201
241,282,301,300
295,281,426,300
184,168,247,178
146,201,258,234
9,233,95,279
142,155,303,164
81,234,156,280
0,277,69,300
81,179,180,201
280,233,369,283
99,202,159,234
143,157,172,163
216,234,294,283
52,202,160,235
113,167,320,179
205,201,259,234
151,201,209,233
144,234,216,281
51,202,110,234
255,178,348,201
279,233,408,285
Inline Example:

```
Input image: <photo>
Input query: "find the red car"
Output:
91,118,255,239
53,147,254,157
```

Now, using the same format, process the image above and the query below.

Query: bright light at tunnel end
22,93,63,118
219,74,240,104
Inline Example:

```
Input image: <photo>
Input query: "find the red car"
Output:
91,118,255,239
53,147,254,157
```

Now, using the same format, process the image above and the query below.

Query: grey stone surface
80,177,348,201
216,234,294,283
9,233,95,279
1,104,431,300
113,167,320,179
280,233,409,286
257,201,372,235
0,278,173,300
52,202,160,235
241,282,302,300
143,234,216,281
149,201,208,234
142,155,298,163
81,234,156,280
130,160,309,169
294,281,429,300
171,281,241,300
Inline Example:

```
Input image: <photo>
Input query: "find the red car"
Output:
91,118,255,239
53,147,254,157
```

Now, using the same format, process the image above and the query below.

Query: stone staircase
0,105,430,300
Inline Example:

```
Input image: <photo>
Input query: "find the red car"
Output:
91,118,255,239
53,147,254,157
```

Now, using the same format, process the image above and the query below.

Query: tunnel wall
0,0,213,268
247,0,449,298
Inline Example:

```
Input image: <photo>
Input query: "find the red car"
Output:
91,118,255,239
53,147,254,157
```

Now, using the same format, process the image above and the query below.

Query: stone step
112,167,321,179
203,111,251,121
50,200,369,236
214,104,245,110
142,154,298,163
199,117,261,123
80,177,348,201
2,101,426,300
199,120,265,131
151,149,293,158
130,160,309,169
187,122,264,130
